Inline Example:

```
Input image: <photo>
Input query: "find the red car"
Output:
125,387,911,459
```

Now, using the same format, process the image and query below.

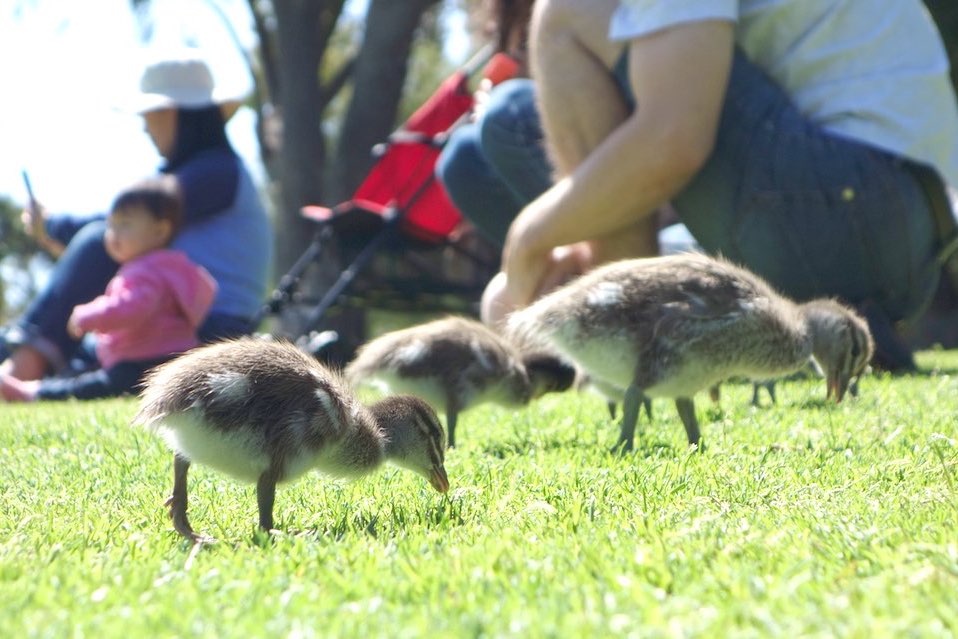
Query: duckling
345,316,575,447
133,337,449,542
507,254,873,452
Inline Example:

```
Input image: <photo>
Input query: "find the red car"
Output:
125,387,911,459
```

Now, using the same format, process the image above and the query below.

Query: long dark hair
162,105,234,172
493,0,534,54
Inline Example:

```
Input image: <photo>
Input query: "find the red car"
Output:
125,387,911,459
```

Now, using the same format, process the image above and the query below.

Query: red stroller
256,50,519,361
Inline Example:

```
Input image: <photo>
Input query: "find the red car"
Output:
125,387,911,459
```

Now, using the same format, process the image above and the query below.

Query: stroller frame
256,48,517,354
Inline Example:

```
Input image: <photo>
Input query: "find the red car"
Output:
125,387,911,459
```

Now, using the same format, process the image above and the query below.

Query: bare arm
502,19,735,307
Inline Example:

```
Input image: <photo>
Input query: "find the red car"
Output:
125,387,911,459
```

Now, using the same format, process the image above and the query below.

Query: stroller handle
374,130,445,156
373,51,520,157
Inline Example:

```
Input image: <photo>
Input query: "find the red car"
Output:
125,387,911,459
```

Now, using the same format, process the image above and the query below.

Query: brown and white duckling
133,338,448,542
345,316,575,447
507,254,873,452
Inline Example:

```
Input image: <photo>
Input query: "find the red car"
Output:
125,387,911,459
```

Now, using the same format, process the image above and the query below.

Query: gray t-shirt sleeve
609,0,737,41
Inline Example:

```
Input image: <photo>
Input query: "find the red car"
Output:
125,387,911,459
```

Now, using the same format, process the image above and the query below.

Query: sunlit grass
2,351,957,637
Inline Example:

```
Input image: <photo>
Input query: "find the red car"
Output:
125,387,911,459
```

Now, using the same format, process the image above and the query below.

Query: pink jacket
71,250,217,369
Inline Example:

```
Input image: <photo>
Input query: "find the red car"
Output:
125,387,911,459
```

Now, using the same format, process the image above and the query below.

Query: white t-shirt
610,0,958,189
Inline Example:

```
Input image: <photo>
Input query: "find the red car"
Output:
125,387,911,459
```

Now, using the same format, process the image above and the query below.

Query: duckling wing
508,255,781,394
348,317,523,409
645,273,811,391
135,339,355,482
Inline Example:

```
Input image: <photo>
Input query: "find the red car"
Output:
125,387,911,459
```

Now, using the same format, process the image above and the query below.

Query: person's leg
673,51,938,315
669,51,939,368
32,358,167,401
436,120,525,246
0,346,48,381
530,0,628,176
530,0,659,258
478,79,554,207
3,219,118,376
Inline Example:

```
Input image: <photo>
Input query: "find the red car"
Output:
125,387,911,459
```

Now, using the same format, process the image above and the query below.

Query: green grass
2,351,958,638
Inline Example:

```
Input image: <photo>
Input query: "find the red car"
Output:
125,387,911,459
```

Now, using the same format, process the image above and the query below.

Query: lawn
2,350,957,638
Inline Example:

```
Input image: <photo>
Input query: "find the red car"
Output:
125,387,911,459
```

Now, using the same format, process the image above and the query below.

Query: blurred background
0,0,955,340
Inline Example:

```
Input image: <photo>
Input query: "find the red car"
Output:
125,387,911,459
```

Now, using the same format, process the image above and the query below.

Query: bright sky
0,0,262,215
0,0,469,218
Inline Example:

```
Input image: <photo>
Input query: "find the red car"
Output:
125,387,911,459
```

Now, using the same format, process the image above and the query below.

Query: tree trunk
270,1,332,274
249,0,439,358
329,0,440,202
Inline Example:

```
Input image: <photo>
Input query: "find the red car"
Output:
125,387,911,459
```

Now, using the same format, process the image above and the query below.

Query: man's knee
478,80,538,148
532,0,624,70
534,0,585,31
435,127,484,190
533,0,586,50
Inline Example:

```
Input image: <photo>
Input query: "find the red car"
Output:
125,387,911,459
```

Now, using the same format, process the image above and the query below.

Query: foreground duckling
507,254,873,452
133,338,449,542
345,316,576,447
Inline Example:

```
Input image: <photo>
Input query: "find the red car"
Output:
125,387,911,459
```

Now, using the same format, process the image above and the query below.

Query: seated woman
1,48,272,384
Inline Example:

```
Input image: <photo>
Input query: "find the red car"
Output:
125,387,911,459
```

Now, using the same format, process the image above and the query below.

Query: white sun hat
132,48,246,119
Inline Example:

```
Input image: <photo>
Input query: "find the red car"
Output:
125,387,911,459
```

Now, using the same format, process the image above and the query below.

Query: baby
1,177,216,402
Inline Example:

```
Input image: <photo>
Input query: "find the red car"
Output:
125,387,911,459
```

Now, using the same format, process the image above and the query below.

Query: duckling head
523,352,577,401
369,395,449,492
801,300,874,402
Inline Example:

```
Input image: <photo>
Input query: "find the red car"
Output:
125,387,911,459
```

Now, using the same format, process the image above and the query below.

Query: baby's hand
67,313,84,339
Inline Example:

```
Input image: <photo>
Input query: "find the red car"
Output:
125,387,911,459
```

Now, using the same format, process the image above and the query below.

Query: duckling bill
507,254,873,452
134,338,449,542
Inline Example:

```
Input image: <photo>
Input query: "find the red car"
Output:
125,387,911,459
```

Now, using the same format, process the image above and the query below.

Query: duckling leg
674,397,702,450
708,385,721,404
751,382,777,407
612,384,644,453
164,454,211,542
446,408,458,449
256,467,280,532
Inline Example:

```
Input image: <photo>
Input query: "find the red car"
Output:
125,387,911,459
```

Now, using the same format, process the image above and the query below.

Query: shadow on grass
274,494,468,542
899,366,958,378
477,425,696,462
478,434,598,459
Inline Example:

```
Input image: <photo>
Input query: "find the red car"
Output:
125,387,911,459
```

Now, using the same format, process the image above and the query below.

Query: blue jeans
436,79,553,246
615,50,940,325
6,219,255,372
36,356,171,401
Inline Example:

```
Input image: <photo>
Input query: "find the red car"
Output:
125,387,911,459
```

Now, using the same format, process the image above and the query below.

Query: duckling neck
331,409,386,477
799,302,842,360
